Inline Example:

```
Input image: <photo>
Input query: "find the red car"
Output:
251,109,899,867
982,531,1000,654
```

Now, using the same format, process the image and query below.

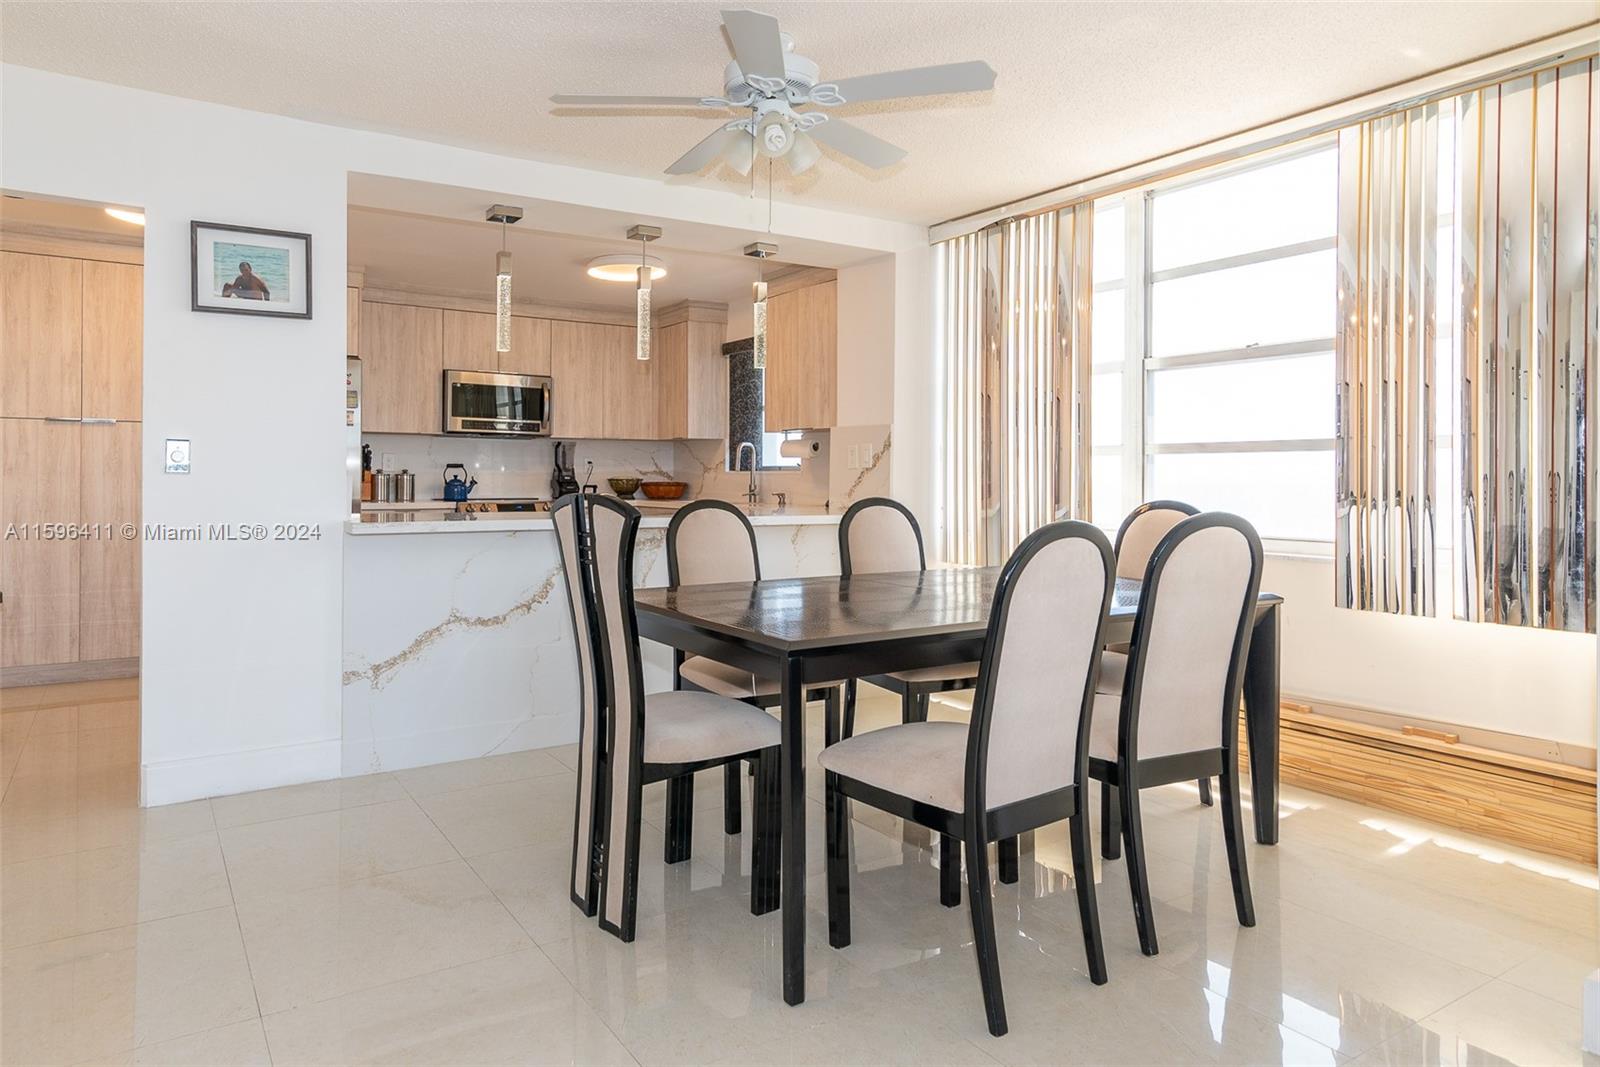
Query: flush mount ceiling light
104,207,145,226
486,204,523,353
628,225,661,362
586,254,667,283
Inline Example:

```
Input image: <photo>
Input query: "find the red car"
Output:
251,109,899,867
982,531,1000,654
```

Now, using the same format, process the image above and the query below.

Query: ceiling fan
551,9,996,177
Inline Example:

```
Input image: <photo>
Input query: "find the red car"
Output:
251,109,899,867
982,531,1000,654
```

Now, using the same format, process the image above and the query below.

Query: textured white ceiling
2,2,1591,224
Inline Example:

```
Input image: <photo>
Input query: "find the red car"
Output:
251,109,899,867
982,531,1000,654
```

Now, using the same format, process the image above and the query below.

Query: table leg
1243,602,1281,845
779,655,806,1006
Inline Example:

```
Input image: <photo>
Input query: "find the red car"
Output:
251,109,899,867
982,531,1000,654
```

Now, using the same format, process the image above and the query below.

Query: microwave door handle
543,381,554,430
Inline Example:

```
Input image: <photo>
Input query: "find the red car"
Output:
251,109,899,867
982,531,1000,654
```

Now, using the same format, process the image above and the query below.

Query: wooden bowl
640,481,688,500
607,477,641,499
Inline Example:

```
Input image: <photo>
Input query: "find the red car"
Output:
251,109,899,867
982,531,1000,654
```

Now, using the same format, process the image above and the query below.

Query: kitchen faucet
736,441,759,505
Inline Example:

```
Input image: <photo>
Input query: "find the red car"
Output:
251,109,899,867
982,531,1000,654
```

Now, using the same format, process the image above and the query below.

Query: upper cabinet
1,252,83,419
656,311,728,441
361,301,443,434
500,316,552,377
441,309,500,373
550,320,652,439
764,277,836,432
81,260,142,422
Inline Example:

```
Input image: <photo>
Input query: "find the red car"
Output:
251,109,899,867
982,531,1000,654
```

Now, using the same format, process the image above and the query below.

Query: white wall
1268,555,1596,750
1,64,926,805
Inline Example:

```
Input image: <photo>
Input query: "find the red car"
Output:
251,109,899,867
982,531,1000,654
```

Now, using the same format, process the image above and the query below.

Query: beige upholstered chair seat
817,721,969,812
642,691,782,765
884,662,981,685
1096,651,1129,695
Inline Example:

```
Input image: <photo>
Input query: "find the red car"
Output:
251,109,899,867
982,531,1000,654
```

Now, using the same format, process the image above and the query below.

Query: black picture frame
190,220,313,319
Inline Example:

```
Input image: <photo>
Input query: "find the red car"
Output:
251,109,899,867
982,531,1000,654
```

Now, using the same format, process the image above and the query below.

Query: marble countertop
347,501,841,535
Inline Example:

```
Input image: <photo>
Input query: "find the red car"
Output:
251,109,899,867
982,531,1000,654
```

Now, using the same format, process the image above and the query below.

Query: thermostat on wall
165,438,191,474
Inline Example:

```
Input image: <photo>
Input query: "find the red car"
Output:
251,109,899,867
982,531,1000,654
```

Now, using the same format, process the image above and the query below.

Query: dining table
633,565,1284,1007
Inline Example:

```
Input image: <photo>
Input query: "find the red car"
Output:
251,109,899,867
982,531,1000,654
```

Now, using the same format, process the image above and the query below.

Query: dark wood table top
634,566,1281,653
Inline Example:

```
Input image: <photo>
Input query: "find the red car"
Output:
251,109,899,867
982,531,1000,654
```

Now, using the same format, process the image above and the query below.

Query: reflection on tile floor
1,678,1596,1065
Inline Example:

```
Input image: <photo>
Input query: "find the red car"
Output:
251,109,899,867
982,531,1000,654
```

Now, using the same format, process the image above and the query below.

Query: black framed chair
819,520,1115,1037
553,494,784,940
663,499,840,861
1112,500,1213,806
1091,512,1263,957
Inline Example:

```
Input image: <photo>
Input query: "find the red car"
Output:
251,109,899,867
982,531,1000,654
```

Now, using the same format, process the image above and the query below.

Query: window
1091,142,1339,544
725,338,801,471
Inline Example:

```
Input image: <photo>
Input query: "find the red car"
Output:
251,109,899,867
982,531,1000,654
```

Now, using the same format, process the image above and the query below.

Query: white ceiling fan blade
808,119,907,169
824,60,996,105
551,94,708,107
666,126,750,175
824,61,995,106
721,9,787,81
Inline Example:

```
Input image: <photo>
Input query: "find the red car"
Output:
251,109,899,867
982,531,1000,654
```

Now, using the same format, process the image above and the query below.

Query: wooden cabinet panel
346,287,360,356
655,321,726,440
361,302,443,434
1,419,81,666
654,322,689,439
764,279,836,432
1,253,82,419
79,421,139,661
604,325,655,440
441,310,501,373
81,260,142,422
499,317,552,377
550,320,610,438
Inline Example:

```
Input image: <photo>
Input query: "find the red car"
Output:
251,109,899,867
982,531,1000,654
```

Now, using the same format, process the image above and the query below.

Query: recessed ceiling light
587,254,666,282
104,207,145,226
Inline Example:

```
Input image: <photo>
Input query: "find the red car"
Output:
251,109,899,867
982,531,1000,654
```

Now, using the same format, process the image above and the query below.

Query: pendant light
485,205,523,353
743,241,778,370
627,225,661,361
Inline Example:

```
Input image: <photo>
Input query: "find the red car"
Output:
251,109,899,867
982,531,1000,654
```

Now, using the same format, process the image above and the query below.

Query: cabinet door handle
43,416,82,423
81,418,117,425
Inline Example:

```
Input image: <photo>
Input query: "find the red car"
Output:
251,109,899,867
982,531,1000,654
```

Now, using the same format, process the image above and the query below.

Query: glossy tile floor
1,678,1595,1066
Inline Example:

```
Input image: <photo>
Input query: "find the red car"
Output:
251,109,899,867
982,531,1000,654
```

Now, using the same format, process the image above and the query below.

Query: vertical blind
1336,57,1596,632
937,207,1093,565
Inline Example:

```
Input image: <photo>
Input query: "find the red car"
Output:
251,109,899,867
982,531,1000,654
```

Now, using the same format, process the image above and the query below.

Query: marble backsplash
365,434,679,500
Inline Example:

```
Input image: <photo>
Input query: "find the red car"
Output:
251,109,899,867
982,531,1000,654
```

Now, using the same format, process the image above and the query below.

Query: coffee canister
396,470,416,503
375,471,394,503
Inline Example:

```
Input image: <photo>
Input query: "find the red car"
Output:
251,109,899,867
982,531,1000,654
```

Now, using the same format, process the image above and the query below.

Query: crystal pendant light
627,225,660,361
743,241,777,370
485,205,523,353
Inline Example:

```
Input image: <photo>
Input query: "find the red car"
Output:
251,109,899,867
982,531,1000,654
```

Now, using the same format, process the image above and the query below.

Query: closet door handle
81,418,117,425
43,416,82,423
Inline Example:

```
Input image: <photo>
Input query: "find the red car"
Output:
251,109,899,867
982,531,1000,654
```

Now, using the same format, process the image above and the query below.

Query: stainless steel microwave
442,369,553,437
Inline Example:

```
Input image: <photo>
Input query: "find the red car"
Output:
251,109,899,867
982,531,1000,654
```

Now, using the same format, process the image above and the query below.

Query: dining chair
818,520,1115,1037
1113,500,1213,806
1090,512,1263,957
664,499,841,860
553,494,784,940
837,497,1016,899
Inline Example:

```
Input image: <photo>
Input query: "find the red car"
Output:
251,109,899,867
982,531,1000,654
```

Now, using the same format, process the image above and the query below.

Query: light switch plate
164,438,191,474
847,445,860,470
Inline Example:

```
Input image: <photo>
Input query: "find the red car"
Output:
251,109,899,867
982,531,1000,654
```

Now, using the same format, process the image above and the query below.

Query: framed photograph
191,221,312,318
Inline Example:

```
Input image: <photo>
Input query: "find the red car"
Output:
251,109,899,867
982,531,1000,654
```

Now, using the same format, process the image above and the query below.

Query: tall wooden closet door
81,260,143,422
79,421,140,661
0,419,82,666
0,252,82,419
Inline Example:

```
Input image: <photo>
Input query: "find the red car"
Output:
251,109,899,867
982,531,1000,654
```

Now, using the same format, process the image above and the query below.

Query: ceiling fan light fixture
786,131,822,175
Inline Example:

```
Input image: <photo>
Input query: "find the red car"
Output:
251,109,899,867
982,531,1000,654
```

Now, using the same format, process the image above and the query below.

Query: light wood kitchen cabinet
604,325,655,440
361,301,443,434
0,418,82,667
78,420,140,661
81,260,142,422
656,320,727,440
499,316,552,377
441,309,500,372
550,320,606,437
1,252,82,419
346,287,360,356
764,278,836,432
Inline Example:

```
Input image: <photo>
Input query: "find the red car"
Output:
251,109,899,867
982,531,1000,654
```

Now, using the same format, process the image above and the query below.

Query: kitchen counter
347,502,841,534
341,501,842,776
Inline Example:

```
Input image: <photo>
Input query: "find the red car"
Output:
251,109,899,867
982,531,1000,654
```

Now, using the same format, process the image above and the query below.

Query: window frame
1095,137,1340,554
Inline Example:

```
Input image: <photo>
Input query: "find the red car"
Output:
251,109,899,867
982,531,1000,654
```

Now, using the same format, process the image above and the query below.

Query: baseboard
142,738,342,807
1242,702,1597,865
341,715,578,777
3,658,139,688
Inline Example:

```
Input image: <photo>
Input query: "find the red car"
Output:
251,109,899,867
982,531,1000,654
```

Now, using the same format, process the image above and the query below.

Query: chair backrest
1114,500,1199,581
552,493,605,914
584,495,646,935
667,499,760,586
839,497,926,576
965,521,1114,811
1121,513,1263,761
